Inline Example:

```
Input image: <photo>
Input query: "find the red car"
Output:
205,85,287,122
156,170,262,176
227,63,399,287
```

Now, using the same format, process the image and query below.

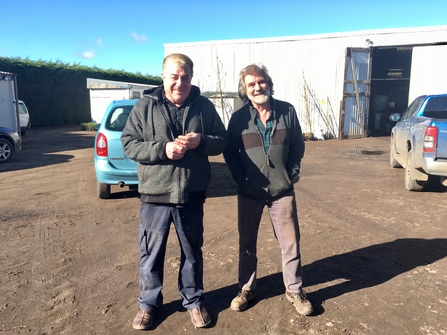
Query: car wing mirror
389,113,401,122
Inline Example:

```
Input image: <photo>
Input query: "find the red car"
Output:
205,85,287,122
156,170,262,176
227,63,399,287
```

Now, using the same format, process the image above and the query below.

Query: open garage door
339,48,372,138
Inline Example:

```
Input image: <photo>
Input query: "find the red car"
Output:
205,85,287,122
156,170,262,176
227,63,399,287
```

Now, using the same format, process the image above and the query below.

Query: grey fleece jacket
121,85,227,204
223,97,305,200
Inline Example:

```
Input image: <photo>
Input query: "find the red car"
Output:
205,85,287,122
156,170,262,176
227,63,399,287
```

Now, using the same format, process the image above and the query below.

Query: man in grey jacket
121,53,227,330
223,63,313,316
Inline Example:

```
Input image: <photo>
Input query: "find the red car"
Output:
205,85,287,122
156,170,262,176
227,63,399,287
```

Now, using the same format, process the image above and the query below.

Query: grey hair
162,53,194,75
237,63,274,102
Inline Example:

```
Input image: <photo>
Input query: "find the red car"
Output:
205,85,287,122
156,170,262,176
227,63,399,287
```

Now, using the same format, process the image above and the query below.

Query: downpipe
118,182,126,188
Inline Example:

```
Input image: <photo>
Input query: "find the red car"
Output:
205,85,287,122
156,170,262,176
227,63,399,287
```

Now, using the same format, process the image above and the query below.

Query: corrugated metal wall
409,45,447,101
165,26,447,137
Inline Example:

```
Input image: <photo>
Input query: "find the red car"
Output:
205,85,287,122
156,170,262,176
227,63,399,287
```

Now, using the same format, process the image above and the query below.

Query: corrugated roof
164,25,447,48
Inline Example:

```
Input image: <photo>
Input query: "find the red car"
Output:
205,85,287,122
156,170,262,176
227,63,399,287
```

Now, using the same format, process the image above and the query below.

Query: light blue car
94,99,138,199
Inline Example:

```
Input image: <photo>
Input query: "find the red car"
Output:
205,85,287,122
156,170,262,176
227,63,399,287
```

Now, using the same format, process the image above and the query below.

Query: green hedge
0,57,162,127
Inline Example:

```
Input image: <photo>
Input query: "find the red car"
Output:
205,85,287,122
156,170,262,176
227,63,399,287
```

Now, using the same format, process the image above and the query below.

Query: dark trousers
138,202,205,311
237,189,304,293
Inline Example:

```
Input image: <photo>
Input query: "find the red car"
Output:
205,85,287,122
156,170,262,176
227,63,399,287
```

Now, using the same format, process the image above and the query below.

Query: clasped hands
165,132,200,160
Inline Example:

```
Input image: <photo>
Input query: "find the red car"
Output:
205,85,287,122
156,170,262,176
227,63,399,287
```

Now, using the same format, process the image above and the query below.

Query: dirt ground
1,126,446,335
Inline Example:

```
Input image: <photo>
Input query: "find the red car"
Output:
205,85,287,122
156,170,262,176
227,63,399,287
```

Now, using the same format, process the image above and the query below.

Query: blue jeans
237,190,303,293
138,202,205,311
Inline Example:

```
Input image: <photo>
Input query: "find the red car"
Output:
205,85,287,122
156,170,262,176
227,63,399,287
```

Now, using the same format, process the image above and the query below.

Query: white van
0,71,21,162
18,100,31,135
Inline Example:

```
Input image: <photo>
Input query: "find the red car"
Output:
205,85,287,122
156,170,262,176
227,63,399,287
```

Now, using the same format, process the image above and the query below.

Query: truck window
401,97,424,121
422,97,447,119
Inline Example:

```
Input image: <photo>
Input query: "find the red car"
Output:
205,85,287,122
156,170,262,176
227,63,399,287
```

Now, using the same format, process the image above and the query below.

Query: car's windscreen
18,104,28,114
423,97,447,119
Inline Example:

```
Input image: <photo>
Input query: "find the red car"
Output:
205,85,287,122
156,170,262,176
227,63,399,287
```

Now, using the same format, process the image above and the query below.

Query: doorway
369,46,413,136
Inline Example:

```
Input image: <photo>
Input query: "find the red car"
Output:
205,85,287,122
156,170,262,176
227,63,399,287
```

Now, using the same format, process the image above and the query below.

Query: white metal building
87,78,157,123
164,25,447,138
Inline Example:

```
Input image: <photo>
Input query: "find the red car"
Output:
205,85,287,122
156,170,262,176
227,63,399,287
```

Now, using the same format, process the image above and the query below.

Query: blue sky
1,0,446,77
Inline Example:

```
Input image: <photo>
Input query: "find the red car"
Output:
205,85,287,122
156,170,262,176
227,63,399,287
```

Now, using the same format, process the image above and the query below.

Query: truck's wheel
390,137,401,168
97,181,111,199
0,138,14,163
404,151,425,191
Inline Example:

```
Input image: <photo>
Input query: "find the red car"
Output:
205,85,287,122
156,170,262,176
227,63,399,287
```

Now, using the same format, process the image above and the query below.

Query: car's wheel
97,181,111,199
0,138,14,163
404,150,425,191
389,137,401,168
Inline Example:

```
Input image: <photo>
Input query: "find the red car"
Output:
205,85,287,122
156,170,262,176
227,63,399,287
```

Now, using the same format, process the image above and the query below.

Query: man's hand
175,132,201,150
165,142,187,160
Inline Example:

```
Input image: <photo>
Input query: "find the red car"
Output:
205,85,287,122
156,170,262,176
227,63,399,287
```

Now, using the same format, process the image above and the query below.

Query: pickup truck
389,94,447,191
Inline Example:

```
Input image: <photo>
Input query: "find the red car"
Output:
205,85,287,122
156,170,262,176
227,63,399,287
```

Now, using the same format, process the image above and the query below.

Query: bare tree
213,54,232,126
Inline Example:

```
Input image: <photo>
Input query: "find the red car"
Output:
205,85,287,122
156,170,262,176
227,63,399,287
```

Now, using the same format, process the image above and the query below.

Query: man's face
244,73,271,105
162,60,192,106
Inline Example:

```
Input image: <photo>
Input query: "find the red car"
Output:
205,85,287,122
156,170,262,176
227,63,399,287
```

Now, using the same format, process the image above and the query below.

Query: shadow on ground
0,127,95,172
146,237,447,329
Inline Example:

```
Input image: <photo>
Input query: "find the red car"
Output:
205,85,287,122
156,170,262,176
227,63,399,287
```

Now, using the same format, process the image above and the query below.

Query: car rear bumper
95,160,138,185
422,157,447,176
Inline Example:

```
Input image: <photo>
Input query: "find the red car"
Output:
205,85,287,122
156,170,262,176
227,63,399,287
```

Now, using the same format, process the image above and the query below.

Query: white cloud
75,49,97,59
130,32,147,43
96,38,103,48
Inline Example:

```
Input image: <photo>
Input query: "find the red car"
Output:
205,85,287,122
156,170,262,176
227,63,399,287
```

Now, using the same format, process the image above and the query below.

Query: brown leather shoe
132,309,155,330
189,306,211,328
